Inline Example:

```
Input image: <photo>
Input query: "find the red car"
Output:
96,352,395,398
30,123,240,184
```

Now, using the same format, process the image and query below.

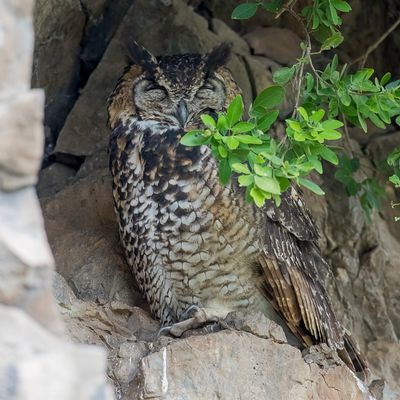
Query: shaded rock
55,0,252,157
37,162,76,198
41,169,143,307
244,55,274,96
212,18,250,56
244,27,302,65
127,329,373,400
32,0,86,138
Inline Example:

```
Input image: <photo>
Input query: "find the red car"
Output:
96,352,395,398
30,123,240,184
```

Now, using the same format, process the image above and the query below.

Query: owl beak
177,100,189,127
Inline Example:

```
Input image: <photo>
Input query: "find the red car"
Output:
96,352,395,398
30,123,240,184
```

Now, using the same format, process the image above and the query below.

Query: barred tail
337,331,369,381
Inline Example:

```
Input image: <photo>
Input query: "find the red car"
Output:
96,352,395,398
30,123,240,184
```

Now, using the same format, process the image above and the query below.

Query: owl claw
158,307,224,338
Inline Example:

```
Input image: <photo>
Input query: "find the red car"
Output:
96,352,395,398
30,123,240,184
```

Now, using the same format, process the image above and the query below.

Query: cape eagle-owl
107,42,367,378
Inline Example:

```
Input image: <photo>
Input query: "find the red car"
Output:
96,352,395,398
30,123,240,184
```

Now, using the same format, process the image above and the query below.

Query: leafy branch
181,0,400,220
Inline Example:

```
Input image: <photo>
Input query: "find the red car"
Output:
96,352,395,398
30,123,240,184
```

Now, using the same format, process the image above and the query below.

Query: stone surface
0,0,35,96
244,27,302,65
0,91,45,190
32,0,86,138
0,305,114,400
41,168,143,307
127,330,373,400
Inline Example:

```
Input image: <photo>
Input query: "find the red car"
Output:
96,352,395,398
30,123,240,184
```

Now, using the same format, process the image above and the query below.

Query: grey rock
244,27,302,65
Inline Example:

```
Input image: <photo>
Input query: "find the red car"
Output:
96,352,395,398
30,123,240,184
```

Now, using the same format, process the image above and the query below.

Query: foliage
181,0,400,219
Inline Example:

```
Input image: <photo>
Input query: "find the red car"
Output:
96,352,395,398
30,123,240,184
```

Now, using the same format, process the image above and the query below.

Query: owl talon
157,326,172,337
180,304,202,321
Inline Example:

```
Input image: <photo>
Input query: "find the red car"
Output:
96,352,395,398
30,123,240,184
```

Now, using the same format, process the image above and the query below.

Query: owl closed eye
107,42,240,130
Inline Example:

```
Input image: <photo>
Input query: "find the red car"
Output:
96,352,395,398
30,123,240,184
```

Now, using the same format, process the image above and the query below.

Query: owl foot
159,308,225,338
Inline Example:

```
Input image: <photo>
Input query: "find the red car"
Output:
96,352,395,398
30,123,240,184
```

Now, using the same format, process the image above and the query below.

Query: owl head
107,42,240,130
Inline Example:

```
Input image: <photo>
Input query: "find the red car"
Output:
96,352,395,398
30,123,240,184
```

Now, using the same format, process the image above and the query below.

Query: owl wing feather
257,186,368,378
258,186,342,348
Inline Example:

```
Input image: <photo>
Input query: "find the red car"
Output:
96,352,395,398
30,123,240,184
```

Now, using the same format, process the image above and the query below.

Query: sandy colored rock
244,27,302,65
127,329,373,400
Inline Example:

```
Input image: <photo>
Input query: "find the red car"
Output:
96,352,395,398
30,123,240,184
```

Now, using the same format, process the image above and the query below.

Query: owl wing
258,186,342,348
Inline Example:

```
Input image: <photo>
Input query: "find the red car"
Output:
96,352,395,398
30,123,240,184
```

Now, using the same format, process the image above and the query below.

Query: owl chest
116,131,263,317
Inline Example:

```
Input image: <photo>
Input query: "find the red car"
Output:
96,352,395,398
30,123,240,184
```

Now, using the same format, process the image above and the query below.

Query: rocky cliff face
26,0,400,398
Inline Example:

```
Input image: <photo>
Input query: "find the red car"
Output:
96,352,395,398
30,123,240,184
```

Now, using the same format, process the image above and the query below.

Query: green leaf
272,66,296,85
235,135,263,144
320,130,342,140
250,187,266,208
396,115,400,126
238,174,254,187
200,114,216,128
218,144,228,158
287,120,302,132
254,175,281,194
231,2,258,19
380,72,392,86
217,114,228,131
225,136,240,149
180,130,209,146
332,0,352,12
261,0,283,12
226,95,244,128
319,146,339,165
321,31,344,51
219,159,231,185
232,121,255,133
310,109,325,123
369,113,386,130
253,86,285,110
358,113,368,132
298,178,325,195
321,119,344,130
298,107,309,121
231,163,250,174
257,110,279,131
329,3,339,24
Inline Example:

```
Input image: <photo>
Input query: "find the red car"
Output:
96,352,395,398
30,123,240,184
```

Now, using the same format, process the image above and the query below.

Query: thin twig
275,0,298,19
341,113,353,158
350,16,400,69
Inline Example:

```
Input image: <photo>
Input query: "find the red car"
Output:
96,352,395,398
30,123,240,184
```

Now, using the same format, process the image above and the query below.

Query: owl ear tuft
206,43,232,73
127,41,158,74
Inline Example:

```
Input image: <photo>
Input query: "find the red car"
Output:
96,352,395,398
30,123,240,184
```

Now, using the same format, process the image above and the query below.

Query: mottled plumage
107,42,367,378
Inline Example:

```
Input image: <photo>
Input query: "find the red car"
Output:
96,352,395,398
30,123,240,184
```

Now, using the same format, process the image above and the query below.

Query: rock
41,169,143,307
127,329,373,400
244,55,274,96
0,305,114,400
32,0,86,138
0,91,45,191
37,162,76,198
0,187,62,333
0,0,35,95
55,0,252,157
244,27,302,65
212,18,250,56
224,310,287,343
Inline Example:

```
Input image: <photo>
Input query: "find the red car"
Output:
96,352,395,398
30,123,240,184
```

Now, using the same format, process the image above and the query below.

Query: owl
107,42,367,379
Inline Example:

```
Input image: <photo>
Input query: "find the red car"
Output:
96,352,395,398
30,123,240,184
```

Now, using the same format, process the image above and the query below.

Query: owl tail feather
338,331,370,382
